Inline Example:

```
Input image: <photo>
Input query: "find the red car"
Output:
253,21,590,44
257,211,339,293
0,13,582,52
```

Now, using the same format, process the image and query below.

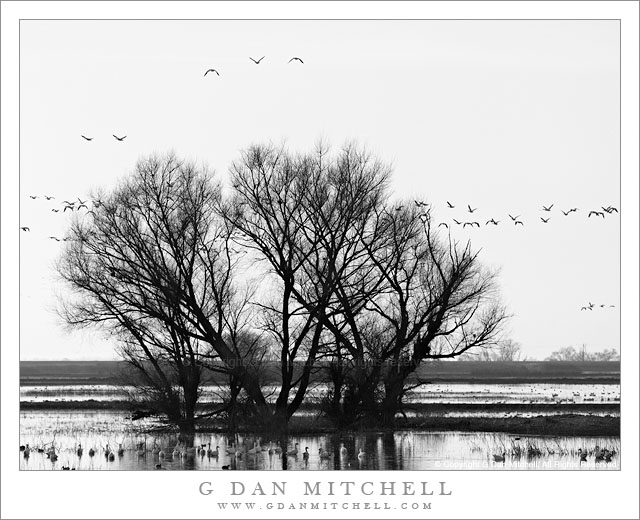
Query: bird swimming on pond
204,68,220,76
493,452,506,462
288,57,304,64
542,204,553,211
81,135,93,141
112,135,127,141
117,444,124,456
287,443,299,456
249,56,265,64
578,449,588,462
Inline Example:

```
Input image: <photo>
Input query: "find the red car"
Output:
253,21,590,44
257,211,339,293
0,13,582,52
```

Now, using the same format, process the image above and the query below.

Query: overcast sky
19,19,620,360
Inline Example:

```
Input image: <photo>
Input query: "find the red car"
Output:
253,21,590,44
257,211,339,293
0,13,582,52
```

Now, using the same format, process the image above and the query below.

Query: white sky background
19,20,620,361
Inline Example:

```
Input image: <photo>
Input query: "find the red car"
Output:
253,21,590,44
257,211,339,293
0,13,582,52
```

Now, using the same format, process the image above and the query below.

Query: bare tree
545,345,620,361
58,153,269,442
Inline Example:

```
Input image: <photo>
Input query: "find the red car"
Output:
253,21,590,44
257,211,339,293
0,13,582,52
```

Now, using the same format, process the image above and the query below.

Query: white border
2,2,638,519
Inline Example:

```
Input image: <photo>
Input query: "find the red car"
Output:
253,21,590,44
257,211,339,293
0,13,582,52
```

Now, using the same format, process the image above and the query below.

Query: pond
19,411,619,471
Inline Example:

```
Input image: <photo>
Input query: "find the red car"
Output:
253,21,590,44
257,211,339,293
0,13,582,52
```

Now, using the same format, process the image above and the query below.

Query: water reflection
19,412,619,471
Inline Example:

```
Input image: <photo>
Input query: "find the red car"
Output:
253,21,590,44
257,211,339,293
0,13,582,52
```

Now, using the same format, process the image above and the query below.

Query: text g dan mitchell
199,480,453,497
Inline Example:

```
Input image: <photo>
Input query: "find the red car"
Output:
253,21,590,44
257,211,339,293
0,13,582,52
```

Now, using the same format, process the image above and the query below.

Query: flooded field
21,382,620,406
19,410,619,471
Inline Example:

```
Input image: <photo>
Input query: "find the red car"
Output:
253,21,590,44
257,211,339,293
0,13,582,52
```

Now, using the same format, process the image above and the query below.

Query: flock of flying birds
413,200,620,229
203,55,304,77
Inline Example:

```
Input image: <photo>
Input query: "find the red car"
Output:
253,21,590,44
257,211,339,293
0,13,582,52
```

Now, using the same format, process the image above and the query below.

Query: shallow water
20,382,620,405
19,411,619,471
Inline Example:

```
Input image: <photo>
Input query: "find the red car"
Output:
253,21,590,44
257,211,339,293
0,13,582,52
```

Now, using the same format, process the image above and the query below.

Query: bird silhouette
49,236,60,241
486,219,499,226
446,201,455,209
493,452,506,463
569,208,579,213
514,220,524,226
113,135,127,141
45,195,55,200
204,68,220,76
580,307,590,311
77,198,87,204
509,214,520,221
249,56,265,64
602,206,618,213
438,222,448,228
467,204,477,213
20,226,30,232
588,211,605,218
540,217,550,223
463,222,480,228
78,204,88,210
561,209,571,216
63,205,75,212
542,204,553,211
81,135,93,141
29,195,37,199
453,219,462,226
51,209,59,213
288,57,304,64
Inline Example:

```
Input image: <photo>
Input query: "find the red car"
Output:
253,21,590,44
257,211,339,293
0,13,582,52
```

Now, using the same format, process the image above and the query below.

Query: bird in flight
395,205,403,211
64,205,75,212
580,306,591,311
486,219,499,226
204,68,220,77
446,201,455,209
288,57,304,64
113,135,127,141
20,226,30,232
81,135,93,141
514,220,524,226
29,195,38,199
561,209,571,216
509,214,520,221
49,236,61,242
569,208,579,213
540,217,550,223
78,204,88,210
588,210,605,218
77,198,87,205
438,222,448,228
51,209,59,212
602,206,618,213
467,205,477,213
542,204,553,212
463,222,480,228
249,56,265,64
453,219,462,226
45,195,55,200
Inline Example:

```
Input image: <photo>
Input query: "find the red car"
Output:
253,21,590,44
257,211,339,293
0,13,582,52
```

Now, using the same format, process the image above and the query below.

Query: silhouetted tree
58,154,269,441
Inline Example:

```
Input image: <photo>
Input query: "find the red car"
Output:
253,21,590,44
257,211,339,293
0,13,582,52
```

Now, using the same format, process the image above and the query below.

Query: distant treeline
20,360,621,386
